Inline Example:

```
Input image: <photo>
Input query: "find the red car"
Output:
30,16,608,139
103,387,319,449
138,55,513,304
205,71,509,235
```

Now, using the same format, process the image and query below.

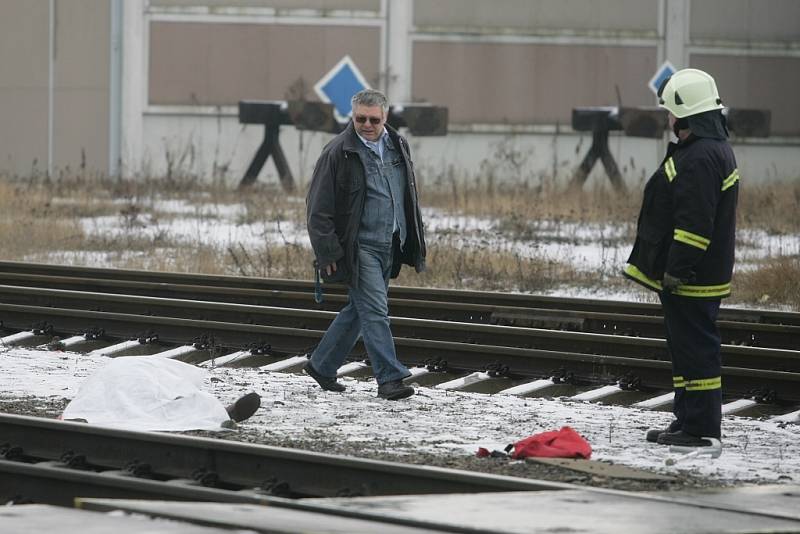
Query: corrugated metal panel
690,0,800,42
414,0,658,34
412,41,656,124
148,22,380,105
692,54,800,136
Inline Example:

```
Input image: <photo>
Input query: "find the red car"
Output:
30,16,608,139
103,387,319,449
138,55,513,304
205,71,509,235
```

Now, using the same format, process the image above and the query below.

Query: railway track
0,266,799,416
1,260,798,349
6,413,799,533
0,413,570,507
2,263,799,528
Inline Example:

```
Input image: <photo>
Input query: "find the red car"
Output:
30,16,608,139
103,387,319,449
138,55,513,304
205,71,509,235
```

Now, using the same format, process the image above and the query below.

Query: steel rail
4,415,799,532
0,413,571,504
1,303,799,402
2,284,799,373
0,460,268,507
1,260,797,326
0,271,798,350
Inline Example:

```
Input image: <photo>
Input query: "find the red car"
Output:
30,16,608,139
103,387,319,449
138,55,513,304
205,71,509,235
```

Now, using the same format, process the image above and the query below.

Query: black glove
661,273,684,292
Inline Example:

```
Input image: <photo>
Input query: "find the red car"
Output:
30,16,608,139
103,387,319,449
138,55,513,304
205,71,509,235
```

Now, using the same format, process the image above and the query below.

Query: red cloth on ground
510,426,592,459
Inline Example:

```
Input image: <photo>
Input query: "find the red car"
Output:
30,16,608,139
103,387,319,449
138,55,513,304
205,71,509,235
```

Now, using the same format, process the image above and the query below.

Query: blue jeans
310,242,411,385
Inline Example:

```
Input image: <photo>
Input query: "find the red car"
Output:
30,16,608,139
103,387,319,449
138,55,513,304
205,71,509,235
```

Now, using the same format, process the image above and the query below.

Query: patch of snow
1,346,797,484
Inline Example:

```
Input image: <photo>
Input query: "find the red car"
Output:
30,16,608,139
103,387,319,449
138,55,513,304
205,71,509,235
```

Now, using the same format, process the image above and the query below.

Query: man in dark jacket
305,89,426,400
624,68,739,447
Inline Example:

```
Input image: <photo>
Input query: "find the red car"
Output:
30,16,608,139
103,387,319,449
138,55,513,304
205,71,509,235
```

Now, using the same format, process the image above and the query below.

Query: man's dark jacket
624,134,739,298
306,122,426,287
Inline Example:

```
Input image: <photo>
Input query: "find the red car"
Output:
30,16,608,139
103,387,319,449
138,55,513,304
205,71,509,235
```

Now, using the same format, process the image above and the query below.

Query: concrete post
664,0,689,69
121,0,145,177
385,0,413,103
109,0,123,177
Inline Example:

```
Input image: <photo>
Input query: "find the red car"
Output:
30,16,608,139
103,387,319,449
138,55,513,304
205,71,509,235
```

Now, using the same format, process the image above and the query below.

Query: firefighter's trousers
659,291,723,439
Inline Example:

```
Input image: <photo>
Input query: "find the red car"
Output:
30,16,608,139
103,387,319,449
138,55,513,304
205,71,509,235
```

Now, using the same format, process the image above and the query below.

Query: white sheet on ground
61,355,230,431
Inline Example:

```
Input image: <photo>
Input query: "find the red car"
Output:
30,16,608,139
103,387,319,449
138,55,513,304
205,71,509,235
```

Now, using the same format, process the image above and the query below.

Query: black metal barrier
239,100,448,190
570,106,771,191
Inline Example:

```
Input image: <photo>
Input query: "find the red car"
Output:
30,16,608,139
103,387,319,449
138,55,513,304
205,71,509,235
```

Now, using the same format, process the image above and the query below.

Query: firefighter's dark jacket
624,134,739,298
306,122,426,288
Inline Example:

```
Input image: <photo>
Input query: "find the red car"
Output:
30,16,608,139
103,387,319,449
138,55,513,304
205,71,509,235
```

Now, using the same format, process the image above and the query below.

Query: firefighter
623,68,739,447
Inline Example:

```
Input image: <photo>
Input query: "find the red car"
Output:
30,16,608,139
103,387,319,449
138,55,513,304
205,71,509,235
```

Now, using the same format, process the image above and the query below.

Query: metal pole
48,0,55,178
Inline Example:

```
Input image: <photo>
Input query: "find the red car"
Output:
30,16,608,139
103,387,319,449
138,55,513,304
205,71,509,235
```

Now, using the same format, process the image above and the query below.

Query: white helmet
657,68,724,118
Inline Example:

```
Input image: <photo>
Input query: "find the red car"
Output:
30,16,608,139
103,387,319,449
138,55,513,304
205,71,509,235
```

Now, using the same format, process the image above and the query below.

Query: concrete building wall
2,0,799,183
133,0,800,186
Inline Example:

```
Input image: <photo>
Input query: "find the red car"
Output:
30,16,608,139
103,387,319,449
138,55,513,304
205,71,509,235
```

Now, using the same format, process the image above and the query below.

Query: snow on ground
74,201,800,283
6,196,799,486
1,346,798,485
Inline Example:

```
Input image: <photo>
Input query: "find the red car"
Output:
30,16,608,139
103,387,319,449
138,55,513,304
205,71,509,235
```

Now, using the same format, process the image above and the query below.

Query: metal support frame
570,126,626,192
238,100,447,190
240,122,295,191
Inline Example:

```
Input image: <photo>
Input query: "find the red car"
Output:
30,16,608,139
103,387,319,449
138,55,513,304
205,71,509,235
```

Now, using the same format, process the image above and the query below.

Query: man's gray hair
351,89,388,112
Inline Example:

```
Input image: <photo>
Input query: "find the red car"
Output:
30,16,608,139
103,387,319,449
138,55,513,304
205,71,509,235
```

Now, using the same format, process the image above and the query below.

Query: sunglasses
354,115,382,125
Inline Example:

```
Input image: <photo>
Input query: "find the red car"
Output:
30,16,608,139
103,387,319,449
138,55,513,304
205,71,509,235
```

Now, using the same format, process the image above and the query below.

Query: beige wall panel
149,22,380,105
0,1,50,174
691,0,800,42
0,0,109,175
53,0,110,172
414,0,658,33
54,1,111,88
692,54,800,136
413,42,656,125
149,1,380,11
53,89,110,173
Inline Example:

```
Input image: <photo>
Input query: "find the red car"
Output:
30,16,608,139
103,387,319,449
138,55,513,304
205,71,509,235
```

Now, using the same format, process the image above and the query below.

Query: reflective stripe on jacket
623,135,738,299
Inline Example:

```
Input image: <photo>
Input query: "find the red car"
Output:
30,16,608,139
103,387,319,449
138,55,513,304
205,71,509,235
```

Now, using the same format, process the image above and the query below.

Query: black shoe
304,361,346,392
225,392,261,422
657,430,714,447
645,428,667,443
645,420,681,443
377,380,414,400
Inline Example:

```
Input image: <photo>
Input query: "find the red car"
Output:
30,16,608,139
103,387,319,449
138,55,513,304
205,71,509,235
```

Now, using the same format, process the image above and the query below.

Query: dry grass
0,172,798,309
422,178,800,234
395,239,579,293
0,181,86,258
422,179,640,225
731,257,800,308
738,180,800,234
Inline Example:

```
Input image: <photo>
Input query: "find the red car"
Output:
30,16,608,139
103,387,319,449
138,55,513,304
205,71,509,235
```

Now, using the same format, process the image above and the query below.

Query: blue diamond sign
314,55,370,123
648,60,676,96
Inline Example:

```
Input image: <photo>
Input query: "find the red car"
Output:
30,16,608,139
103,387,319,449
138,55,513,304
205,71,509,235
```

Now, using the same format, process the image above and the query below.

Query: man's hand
324,262,337,276
662,273,684,292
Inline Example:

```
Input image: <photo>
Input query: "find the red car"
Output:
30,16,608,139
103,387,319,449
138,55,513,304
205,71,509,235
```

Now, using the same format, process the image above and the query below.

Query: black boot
304,361,346,392
377,380,414,400
657,430,714,447
645,420,681,443
225,392,261,422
